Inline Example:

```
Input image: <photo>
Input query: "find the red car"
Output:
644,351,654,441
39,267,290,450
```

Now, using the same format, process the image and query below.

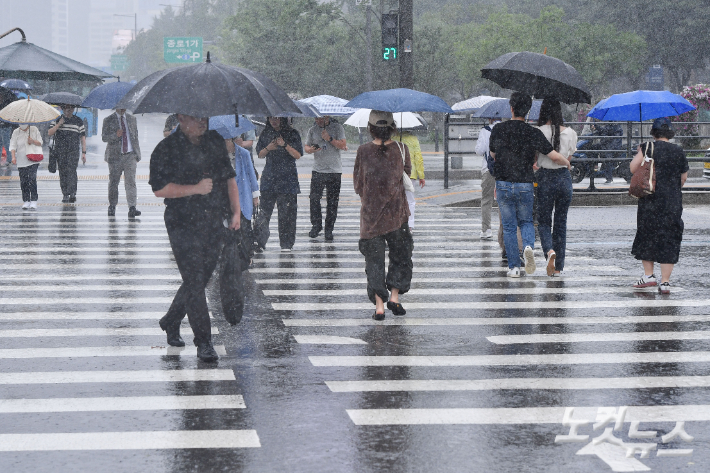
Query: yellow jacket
393,132,425,180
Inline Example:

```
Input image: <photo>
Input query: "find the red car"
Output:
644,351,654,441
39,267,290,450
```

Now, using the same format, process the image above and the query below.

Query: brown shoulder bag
629,141,656,198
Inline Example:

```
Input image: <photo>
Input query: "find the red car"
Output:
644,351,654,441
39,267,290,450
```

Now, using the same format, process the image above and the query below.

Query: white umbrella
0,97,60,124
300,95,358,116
344,108,426,129
452,95,499,112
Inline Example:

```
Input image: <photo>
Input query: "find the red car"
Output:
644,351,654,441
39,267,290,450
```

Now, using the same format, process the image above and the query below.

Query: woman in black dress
630,117,688,294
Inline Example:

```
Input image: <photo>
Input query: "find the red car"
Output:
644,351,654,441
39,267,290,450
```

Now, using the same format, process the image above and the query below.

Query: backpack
482,125,496,177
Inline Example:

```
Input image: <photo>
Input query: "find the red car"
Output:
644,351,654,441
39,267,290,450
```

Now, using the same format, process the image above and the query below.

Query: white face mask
20,125,29,132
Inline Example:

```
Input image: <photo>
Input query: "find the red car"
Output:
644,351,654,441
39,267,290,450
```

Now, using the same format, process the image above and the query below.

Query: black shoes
62,195,70,203
128,206,141,218
69,194,76,203
159,319,185,347
253,243,264,254
108,205,115,216
387,301,406,316
324,231,334,241
197,342,219,362
372,311,385,321
309,226,322,238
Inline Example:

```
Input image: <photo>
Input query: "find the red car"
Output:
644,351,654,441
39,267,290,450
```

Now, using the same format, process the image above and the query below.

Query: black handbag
47,139,58,173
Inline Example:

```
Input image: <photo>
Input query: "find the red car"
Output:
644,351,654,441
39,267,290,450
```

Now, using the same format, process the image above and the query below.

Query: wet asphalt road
1,166,710,472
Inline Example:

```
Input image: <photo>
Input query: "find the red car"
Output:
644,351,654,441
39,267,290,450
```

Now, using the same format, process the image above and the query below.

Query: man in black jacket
150,114,240,362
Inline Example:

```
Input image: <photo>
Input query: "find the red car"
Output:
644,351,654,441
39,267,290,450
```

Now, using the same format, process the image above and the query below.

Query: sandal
387,301,406,316
372,311,385,321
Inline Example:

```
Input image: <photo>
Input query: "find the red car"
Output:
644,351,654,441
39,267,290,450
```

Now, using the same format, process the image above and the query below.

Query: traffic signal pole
399,0,413,88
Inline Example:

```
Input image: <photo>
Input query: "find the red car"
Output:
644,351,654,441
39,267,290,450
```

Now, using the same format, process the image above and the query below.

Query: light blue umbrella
300,95,357,116
587,90,695,122
209,115,256,139
346,88,453,113
81,81,134,110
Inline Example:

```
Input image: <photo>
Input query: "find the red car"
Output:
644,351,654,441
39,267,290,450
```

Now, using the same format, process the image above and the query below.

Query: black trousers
254,191,297,250
161,207,224,346
19,164,39,202
309,171,341,233
58,153,79,196
359,223,414,305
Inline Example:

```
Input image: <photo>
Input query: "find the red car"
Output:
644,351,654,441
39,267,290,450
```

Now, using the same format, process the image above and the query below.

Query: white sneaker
281,248,292,252
21,202,30,209
523,246,536,274
633,275,657,288
507,267,522,278
29,201,37,210
480,229,493,240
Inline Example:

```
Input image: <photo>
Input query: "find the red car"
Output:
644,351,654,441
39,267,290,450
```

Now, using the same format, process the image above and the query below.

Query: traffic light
381,13,398,61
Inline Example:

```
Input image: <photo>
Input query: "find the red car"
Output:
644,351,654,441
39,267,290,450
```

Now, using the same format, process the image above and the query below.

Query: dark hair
266,117,291,130
368,123,396,151
650,127,675,140
537,98,564,151
509,92,532,118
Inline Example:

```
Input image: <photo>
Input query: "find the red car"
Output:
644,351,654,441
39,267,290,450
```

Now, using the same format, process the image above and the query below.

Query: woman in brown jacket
353,110,414,320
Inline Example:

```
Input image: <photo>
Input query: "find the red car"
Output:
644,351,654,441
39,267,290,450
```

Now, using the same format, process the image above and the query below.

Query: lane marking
327,376,710,392
253,266,623,275
0,264,178,270
0,297,175,304
346,405,710,426
256,276,630,284
0,430,261,451
283,314,710,327
309,351,710,367
0,345,227,359
0,369,235,384
0,327,218,337
264,287,678,296
294,335,367,345
0,395,245,413
0,275,181,282
488,331,710,345
0,285,180,292
253,256,594,264
0,312,169,321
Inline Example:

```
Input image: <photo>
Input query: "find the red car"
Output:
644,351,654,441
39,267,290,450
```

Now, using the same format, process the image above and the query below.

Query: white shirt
536,124,578,169
116,112,133,154
9,126,43,168
475,121,498,173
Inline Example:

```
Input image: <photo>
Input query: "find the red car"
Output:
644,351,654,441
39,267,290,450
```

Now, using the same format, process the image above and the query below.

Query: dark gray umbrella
0,86,19,110
481,52,591,104
0,29,113,82
116,53,300,117
42,92,83,107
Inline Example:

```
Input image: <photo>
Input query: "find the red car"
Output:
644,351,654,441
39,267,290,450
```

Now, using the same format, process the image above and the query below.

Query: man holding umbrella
48,105,86,203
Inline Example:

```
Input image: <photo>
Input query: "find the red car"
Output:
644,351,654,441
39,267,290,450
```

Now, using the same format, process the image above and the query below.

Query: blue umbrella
0,79,32,91
81,81,135,110
209,114,256,139
473,98,542,121
587,90,695,122
346,88,453,113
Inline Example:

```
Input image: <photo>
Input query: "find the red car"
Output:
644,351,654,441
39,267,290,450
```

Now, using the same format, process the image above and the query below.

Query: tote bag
394,141,415,193
629,142,656,198
26,141,44,162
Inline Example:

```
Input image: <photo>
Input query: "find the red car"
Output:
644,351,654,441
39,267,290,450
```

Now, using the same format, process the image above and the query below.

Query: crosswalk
0,179,260,464
251,192,708,472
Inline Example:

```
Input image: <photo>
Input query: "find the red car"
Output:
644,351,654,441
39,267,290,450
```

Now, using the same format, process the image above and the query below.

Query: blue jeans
496,181,535,269
537,168,573,271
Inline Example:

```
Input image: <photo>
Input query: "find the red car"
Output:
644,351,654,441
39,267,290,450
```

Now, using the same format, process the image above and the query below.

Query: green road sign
164,37,203,63
110,55,129,71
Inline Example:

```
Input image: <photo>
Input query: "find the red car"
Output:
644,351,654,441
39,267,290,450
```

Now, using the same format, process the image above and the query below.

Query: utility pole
365,5,372,91
399,0,413,88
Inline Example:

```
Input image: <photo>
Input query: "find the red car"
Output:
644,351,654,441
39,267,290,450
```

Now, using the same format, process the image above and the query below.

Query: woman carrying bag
353,110,414,321
630,117,688,294
10,124,43,210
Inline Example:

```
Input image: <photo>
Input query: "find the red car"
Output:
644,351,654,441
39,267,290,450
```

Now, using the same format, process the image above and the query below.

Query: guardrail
443,116,710,191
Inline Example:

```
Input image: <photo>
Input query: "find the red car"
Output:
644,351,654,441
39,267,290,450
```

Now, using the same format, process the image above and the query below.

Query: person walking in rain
252,117,303,252
304,115,347,241
354,111,413,320
10,123,42,209
226,136,260,266
150,114,241,362
102,108,141,218
489,93,570,278
48,105,86,203
475,118,498,239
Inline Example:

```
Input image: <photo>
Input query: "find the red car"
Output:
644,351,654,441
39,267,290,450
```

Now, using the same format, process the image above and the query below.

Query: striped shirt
51,114,85,156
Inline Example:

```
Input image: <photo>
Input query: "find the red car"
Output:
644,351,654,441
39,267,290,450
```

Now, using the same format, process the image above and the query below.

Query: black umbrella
116,53,300,117
0,86,19,110
0,29,113,82
481,52,591,104
42,92,83,107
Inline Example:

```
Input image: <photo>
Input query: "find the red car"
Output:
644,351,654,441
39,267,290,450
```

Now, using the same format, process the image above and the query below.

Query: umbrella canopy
299,95,357,116
586,90,696,121
0,86,19,110
344,108,426,129
277,100,322,118
81,82,135,110
116,56,299,117
0,39,113,82
0,97,60,124
0,78,32,91
346,88,454,113
473,98,542,121
43,91,83,107
209,115,256,140
452,95,499,112
481,52,591,104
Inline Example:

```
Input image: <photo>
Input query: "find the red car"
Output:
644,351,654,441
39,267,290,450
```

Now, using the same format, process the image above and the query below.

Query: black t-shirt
489,120,554,183
149,129,236,219
51,114,85,157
